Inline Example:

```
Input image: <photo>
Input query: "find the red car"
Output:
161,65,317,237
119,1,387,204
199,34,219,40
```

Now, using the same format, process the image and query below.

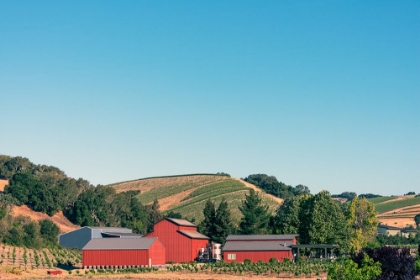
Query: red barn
223,234,298,263
82,237,165,268
146,218,209,263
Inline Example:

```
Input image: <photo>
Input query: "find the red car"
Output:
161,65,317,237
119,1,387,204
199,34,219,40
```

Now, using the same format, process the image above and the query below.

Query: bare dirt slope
11,205,79,233
233,178,284,204
0,179,8,192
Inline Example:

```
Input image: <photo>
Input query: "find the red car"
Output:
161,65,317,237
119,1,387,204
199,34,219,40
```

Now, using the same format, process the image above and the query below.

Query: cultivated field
111,174,283,223
371,195,420,228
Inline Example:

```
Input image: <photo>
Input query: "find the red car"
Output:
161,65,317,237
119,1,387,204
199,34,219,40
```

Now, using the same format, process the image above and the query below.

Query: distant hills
110,174,283,224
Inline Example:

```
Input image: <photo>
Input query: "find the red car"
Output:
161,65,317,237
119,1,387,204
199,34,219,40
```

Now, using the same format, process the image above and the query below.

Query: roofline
177,230,209,239
165,218,197,227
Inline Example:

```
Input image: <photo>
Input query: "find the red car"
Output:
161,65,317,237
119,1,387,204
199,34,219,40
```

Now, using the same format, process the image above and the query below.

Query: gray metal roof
177,230,209,239
226,234,298,241
290,244,339,249
223,241,293,252
87,226,131,231
166,218,197,227
83,237,158,250
101,232,143,238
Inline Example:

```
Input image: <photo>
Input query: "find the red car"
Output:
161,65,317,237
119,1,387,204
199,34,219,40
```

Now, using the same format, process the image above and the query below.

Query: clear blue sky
1,1,419,196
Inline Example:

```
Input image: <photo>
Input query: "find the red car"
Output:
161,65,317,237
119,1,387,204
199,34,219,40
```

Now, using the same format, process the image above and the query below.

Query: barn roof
166,218,197,227
226,234,298,241
377,224,402,230
83,237,157,250
223,241,293,252
101,232,143,238
177,230,209,239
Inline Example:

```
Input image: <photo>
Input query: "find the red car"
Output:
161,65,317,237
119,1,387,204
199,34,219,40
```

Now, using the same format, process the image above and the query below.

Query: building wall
148,239,166,265
191,239,209,261
83,249,149,267
147,219,205,263
223,251,292,263
387,229,401,236
59,227,92,249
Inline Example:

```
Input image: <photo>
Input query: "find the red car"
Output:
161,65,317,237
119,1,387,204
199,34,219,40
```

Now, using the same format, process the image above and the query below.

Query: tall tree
198,199,216,238
147,199,163,233
273,195,305,234
414,214,420,228
213,199,233,244
347,197,378,252
238,189,270,234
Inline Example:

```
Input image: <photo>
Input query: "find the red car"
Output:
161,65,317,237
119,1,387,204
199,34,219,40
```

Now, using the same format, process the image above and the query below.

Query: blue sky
0,1,419,196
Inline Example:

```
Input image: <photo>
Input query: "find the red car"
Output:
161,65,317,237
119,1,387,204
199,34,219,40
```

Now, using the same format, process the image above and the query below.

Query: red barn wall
223,251,292,263
191,239,208,260
147,219,202,263
83,250,149,267
148,239,166,265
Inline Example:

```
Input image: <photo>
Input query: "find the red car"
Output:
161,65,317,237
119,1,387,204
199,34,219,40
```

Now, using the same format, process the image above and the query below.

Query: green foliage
199,199,233,244
244,174,310,199
375,196,420,214
367,196,394,204
238,189,270,234
346,197,378,252
328,255,381,280
414,214,420,228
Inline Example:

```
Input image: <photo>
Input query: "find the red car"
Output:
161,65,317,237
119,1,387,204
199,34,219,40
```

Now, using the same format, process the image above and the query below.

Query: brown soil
377,217,416,228
159,189,196,211
11,205,79,233
0,179,8,192
0,269,328,279
234,178,284,204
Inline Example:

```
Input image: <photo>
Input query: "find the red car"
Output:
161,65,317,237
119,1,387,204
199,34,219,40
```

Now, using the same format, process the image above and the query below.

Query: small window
227,254,236,260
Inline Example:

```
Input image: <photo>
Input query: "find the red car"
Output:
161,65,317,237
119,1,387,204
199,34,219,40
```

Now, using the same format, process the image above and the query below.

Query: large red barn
223,234,298,263
146,218,209,263
82,237,165,268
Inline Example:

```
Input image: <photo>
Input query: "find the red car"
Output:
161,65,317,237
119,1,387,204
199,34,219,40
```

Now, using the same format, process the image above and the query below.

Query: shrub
243,259,252,265
328,255,381,280
353,246,415,280
269,257,278,264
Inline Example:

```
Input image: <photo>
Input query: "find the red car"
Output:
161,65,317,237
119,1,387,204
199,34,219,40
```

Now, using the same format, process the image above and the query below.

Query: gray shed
59,226,140,249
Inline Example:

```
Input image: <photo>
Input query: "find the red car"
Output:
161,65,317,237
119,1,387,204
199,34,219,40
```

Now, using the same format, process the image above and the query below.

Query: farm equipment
196,243,222,263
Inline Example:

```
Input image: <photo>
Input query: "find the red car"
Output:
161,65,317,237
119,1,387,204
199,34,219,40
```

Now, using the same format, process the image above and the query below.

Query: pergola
290,244,339,260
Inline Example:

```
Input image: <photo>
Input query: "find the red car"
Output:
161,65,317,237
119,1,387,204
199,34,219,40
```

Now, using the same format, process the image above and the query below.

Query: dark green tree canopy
238,189,270,234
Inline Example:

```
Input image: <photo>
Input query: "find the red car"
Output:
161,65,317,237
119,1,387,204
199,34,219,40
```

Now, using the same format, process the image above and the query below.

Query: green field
375,196,420,214
368,196,395,204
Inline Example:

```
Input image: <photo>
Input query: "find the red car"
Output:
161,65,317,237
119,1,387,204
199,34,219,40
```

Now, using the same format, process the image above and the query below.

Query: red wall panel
146,219,207,263
83,249,149,267
223,251,292,263
149,239,166,265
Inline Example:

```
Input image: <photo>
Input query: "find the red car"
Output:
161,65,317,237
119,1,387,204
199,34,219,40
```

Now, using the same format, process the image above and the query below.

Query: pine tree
238,189,270,234
213,199,233,244
198,199,216,238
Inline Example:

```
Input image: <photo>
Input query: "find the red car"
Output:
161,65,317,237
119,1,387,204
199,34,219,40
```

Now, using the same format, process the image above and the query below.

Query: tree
213,199,233,244
328,255,381,280
273,195,303,234
147,199,163,233
414,214,420,228
238,189,270,234
39,219,59,244
347,197,378,252
198,199,216,238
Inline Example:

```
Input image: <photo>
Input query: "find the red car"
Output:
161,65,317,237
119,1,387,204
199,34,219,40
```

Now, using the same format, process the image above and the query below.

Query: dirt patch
377,217,415,228
159,189,197,211
233,178,284,205
11,205,79,233
0,179,8,192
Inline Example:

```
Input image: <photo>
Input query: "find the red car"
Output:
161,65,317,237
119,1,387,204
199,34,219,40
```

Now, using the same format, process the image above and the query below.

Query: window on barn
227,254,236,260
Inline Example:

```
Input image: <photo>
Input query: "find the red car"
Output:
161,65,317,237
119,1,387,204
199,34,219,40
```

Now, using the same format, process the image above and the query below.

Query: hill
370,195,420,228
111,174,283,224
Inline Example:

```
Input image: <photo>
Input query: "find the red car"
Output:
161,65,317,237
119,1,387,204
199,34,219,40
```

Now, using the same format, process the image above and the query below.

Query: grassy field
368,196,395,204
375,196,420,214
110,174,281,224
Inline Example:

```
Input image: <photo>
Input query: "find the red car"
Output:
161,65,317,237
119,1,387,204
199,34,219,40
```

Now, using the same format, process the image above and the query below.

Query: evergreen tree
147,199,163,233
213,199,233,244
238,189,270,234
198,199,216,238
273,195,304,234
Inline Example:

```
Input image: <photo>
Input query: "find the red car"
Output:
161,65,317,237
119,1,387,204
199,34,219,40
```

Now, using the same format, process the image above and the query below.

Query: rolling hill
110,174,283,224
370,195,420,228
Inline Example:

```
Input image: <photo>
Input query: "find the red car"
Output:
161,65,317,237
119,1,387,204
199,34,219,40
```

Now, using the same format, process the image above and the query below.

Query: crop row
369,196,395,204
375,197,420,214
182,180,247,201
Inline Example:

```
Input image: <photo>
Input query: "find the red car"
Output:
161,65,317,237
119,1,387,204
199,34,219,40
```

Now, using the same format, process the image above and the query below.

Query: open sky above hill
0,1,419,196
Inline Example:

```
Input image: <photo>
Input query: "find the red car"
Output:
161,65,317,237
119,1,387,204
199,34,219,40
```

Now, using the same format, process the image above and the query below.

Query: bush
243,259,251,265
353,247,415,280
269,257,278,264
328,255,381,280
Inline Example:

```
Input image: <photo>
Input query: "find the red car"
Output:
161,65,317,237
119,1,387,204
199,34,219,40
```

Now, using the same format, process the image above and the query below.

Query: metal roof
87,226,131,231
226,234,298,241
101,232,143,238
177,230,209,239
223,241,293,252
378,224,402,230
83,237,157,250
290,245,339,249
166,218,197,227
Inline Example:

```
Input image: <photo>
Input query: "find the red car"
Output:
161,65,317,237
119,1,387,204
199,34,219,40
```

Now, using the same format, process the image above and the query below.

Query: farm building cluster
59,217,330,268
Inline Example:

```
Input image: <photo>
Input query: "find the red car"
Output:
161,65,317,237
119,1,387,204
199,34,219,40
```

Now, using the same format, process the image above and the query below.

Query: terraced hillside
111,174,283,224
371,195,420,228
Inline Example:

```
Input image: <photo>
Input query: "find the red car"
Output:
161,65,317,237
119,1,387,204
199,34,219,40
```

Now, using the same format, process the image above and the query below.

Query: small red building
82,237,165,268
223,234,298,263
146,218,209,263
